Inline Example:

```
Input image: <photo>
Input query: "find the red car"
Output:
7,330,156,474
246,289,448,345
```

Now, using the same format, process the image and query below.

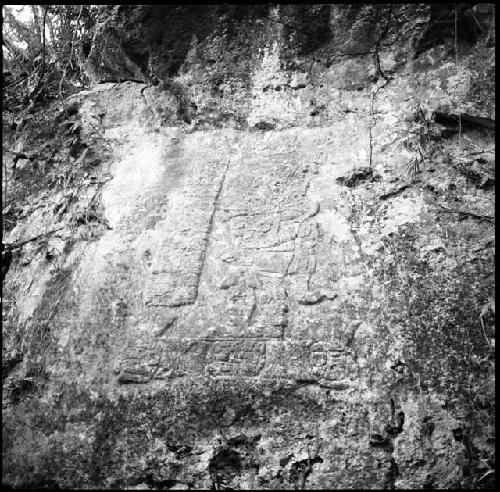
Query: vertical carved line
194,158,231,300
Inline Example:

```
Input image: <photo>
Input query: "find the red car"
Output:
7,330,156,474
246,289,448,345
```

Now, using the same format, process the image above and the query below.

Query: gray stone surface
2,4,495,489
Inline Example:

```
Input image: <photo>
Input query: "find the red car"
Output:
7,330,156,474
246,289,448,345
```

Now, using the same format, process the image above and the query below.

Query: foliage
403,103,441,180
2,5,99,112
2,96,111,238
2,7,118,241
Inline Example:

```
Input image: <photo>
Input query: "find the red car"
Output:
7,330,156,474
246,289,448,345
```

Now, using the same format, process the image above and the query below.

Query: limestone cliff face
3,5,495,489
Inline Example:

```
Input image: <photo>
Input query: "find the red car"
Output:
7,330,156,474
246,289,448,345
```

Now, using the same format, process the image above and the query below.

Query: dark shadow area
91,5,272,82
415,3,487,58
433,111,495,131
282,4,332,55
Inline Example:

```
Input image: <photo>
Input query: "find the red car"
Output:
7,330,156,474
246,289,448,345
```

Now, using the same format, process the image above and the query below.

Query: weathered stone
117,371,150,385
2,3,495,490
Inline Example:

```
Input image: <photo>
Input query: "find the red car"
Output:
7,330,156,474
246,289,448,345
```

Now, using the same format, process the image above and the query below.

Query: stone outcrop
2,4,495,489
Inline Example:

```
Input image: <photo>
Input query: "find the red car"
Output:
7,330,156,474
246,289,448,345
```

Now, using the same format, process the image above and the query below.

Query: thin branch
58,5,84,105
454,4,462,142
31,5,43,49
479,316,493,348
2,152,8,238
380,184,410,201
3,227,65,252
42,6,48,73
464,148,495,156
436,204,494,223
46,10,55,43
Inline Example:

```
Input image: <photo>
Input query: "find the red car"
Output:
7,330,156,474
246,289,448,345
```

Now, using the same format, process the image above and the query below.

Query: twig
479,316,492,348
469,9,484,32
477,469,495,484
369,93,375,167
436,204,494,223
41,6,48,74
4,226,65,252
2,152,8,238
380,184,410,200
85,117,114,149
454,5,462,143
465,148,495,157
44,290,65,324
58,5,84,109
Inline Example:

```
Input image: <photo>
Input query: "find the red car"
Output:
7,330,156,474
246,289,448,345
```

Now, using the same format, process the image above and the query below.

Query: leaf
480,299,495,318
477,469,495,484
70,120,81,132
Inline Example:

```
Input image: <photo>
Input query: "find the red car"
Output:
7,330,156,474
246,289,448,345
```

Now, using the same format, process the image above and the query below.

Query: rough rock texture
3,4,495,489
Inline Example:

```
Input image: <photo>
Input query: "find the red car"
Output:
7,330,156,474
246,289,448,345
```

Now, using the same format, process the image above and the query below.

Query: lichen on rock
2,4,495,490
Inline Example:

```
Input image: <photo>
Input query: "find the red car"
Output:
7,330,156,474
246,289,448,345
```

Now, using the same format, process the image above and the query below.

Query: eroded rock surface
2,4,495,490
